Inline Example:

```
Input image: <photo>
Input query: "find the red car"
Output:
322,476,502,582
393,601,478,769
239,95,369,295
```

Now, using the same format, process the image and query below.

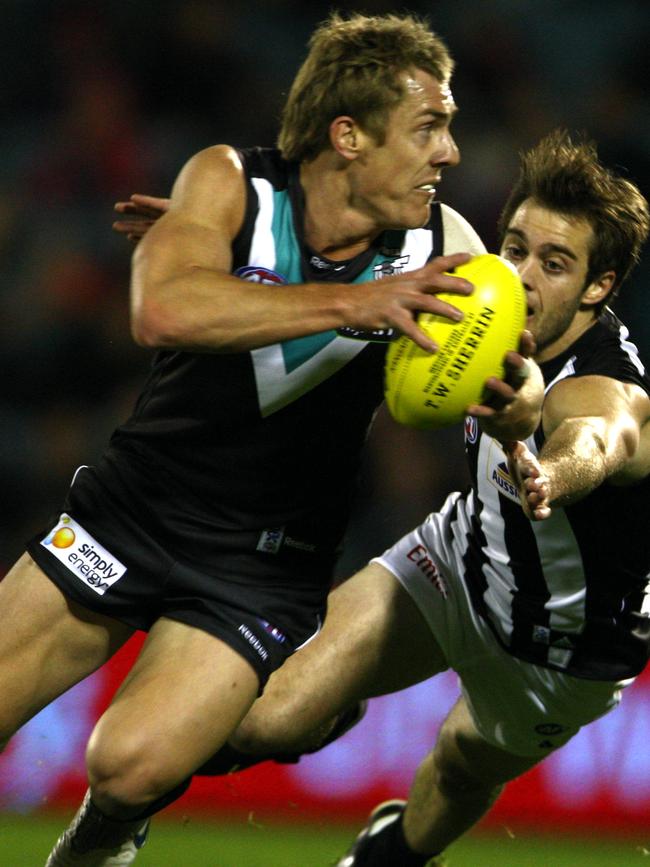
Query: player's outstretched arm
506,374,650,520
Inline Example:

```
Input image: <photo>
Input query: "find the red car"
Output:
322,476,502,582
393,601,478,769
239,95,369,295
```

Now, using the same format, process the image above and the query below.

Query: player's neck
536,311,599,363
299,158,380,261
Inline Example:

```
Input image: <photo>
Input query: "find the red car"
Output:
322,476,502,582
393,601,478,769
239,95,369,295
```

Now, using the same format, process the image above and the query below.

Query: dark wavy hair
498,129,649,304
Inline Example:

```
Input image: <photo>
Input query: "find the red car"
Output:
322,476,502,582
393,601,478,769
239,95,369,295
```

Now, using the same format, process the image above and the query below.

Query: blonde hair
278,12,454,163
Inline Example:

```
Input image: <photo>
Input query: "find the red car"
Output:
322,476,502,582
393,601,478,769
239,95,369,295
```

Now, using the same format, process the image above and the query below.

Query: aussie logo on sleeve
485,440,520,504
489,460,520,503
40,514,126,595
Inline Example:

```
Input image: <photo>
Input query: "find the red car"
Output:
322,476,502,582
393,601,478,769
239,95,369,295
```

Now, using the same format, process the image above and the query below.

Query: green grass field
2,812,648,866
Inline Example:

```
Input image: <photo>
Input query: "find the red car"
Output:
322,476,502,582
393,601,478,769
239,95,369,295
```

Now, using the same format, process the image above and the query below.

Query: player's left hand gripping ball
385,254,527,430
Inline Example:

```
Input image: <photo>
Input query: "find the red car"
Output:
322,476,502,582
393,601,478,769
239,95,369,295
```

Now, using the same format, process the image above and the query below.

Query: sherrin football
385,254,527,430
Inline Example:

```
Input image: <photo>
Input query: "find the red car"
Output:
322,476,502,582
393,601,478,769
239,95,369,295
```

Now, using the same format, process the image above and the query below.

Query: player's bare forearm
131,267,468,354
504,419,617,522
538,415,634,508
514,376,650,517
508,413,637,521
132,232,352,351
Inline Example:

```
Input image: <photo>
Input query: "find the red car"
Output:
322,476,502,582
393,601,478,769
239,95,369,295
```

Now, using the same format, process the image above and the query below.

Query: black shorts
27,462,334,689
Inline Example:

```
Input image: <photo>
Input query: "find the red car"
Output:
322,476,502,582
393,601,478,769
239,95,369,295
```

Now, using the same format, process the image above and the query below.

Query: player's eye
502,244,525,261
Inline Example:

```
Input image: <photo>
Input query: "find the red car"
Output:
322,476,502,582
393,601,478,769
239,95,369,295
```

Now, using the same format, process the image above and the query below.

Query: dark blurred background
1,0,649,573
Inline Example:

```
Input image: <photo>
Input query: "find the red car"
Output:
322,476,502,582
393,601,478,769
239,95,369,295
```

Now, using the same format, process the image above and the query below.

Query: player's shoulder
574,309,649,387
177,144,245,186
169,145,248,221
176,146,290,195
439,203,487,257
540,311,650,437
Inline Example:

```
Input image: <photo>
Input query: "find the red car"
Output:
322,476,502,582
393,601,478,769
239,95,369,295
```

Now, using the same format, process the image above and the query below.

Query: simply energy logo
41,514,126,596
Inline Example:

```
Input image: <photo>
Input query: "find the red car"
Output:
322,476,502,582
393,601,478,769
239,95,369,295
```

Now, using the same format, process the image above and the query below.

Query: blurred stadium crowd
2,0,649,573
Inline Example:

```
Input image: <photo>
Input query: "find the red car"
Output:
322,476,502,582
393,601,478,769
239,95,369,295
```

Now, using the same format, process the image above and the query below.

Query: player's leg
227,561,448,758
337,696,541,866
45,561,446,865
336,639,631,866
0,553,133,751
404,697,539,853
396,636,631,857
191,560,446,775
46,616,260,865
88,616,260,815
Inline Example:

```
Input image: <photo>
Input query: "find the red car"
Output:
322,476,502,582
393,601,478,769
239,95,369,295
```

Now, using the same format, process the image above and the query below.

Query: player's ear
582,270,615,307
330,117,366,160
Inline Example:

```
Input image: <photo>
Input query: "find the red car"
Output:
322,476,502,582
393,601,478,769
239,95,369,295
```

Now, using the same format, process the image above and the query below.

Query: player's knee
86,732,179,817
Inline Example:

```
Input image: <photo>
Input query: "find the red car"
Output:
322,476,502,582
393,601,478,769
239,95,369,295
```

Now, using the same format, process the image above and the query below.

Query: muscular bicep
130,146,247,345
611,415,650,484
134,145,245,279
542,376,650,482
543,376,649,434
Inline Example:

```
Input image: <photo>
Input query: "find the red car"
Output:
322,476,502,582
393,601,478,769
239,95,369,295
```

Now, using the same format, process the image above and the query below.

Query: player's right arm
129,146,474,354
505,374,650,519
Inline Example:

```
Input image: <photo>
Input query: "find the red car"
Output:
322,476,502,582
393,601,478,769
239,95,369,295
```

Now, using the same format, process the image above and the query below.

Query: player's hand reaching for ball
468,331,543,441
503,440,552,520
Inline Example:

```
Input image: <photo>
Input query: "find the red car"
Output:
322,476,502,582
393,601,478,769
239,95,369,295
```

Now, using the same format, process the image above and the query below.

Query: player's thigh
329,562,447,696
88,616,261,781
436,697,540,788
0,553,133,734
241,562,447,735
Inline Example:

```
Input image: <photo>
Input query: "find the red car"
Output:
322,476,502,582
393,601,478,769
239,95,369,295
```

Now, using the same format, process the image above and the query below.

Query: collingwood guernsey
455,309,650,680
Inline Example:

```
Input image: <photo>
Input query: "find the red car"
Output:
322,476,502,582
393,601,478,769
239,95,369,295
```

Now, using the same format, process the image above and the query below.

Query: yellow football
385,254,527,430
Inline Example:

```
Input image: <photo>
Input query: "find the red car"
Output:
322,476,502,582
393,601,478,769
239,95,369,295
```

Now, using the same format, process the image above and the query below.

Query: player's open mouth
414,184,437,201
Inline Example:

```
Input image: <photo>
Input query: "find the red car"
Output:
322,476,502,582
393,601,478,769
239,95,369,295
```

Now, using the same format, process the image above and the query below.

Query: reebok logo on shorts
238,624,269,661
40,513,126,595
